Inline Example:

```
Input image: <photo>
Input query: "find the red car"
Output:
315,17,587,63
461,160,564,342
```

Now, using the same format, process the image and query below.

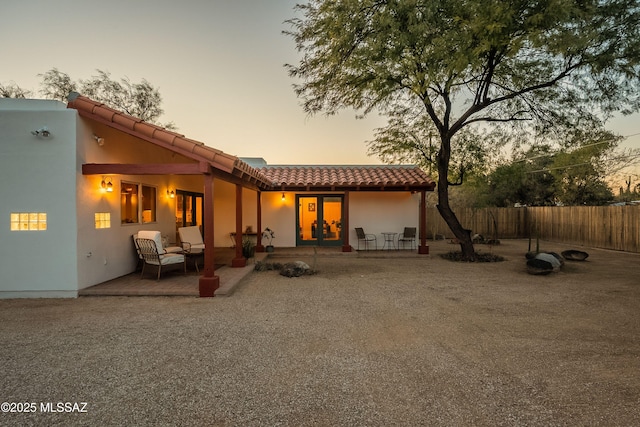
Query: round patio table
381,232,397,250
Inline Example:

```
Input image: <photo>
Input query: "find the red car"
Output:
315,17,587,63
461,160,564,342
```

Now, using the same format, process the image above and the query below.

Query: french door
296,195,343,246
175,190,204,232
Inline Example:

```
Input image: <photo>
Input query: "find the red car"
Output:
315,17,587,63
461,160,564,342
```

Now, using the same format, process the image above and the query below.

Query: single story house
0,94,435,298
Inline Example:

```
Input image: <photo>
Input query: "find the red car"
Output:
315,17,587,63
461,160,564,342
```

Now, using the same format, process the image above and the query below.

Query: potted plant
241,236,255,259
262,227,275,252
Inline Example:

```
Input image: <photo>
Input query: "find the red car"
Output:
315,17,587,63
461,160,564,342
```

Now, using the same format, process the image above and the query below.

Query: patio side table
381,232,398,250
185,249,204,272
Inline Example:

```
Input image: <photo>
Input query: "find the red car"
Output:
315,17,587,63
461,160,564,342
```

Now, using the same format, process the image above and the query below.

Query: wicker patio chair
178,226,205,253
135,237,186,280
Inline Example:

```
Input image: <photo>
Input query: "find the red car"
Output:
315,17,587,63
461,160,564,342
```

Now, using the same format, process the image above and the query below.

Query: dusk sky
2,0,639,173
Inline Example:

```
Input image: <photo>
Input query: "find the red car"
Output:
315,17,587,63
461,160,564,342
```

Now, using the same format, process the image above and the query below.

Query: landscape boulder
280,261,311,277
526,258,554,275
561,250,589,261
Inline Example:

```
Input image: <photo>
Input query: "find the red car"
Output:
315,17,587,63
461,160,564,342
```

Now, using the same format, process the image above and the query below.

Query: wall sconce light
31,126,51,137
101,176,113,193
167,189,175,199
281,192,286,201
93,135,105,146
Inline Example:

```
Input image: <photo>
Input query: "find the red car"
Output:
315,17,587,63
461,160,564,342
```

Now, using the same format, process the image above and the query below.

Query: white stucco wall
260,191,422,249
349,192,421,249
0,99,79,297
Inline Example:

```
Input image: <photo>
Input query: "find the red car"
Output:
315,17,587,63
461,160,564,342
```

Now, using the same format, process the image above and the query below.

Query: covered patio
79,248,268,297
68,93,274,297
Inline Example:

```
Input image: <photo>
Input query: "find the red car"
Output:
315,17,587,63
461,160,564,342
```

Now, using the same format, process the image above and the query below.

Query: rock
534,252,562,270
280,261,311,277
561,250,589,261
526,258,554,275
545,252,565,267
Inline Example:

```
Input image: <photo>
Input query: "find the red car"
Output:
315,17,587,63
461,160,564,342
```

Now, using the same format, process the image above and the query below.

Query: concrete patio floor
78,246,428,297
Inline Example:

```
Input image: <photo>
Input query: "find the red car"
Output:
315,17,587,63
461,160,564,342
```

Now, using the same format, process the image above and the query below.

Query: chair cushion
189,243,205,252
178,226,204,246
144,253,185,266
159,253,185,265
164,246,183,254
138,230,164,253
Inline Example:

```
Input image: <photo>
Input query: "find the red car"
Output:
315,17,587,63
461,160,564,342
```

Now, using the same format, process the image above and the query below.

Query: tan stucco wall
74,120,212,289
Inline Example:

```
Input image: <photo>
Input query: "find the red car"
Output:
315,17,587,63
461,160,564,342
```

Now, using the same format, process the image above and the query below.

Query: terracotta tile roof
66,92,271,190
260,165,435,191
67,93,434,192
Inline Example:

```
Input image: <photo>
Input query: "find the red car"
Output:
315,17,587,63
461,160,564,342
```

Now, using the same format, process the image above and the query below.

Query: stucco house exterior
0,94,435,298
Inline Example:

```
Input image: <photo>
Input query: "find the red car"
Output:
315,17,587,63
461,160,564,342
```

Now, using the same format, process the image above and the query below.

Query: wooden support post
419,190,429,254
199,172,219,297
255,191,264,252
232,184,247,267
341,190,352,252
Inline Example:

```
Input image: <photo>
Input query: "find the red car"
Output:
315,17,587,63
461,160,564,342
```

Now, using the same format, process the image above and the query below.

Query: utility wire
529,153,640,174
514,132,640,163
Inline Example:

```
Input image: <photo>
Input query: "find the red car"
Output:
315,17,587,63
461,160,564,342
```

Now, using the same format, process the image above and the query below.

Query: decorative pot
266,245,275,253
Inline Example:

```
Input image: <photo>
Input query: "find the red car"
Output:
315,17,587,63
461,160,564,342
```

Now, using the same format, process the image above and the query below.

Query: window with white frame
121,182,139,224
10,212,47,231
120,182,157,225
141,185,157,223
94,212,111,229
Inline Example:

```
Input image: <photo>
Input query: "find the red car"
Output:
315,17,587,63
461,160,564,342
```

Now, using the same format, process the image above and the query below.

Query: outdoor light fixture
93,134,105,146
101,176,113,193
281,192,286,201
167,189,175,199
31,126,51,137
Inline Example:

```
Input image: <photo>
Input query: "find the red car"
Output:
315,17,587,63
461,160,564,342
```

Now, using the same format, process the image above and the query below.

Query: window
120,182,157,225
141,185,157,223
10,212,47,231
94,212,111,229
121,182,139,224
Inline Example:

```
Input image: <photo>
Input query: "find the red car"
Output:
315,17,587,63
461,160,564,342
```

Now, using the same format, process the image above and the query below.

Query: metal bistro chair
135,238,186,280
355,227,377,251
398,227,417,250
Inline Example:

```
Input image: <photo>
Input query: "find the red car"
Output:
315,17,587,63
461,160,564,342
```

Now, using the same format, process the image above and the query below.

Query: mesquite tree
286,0,640,259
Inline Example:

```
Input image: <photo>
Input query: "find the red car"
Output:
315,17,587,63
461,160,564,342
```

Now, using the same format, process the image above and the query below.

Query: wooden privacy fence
426,205,640,253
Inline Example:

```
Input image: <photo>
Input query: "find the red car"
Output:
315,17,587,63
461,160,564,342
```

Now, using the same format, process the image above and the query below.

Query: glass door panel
176,191,204,238
322,197,342,242
298,196,318,243
297,195,343,246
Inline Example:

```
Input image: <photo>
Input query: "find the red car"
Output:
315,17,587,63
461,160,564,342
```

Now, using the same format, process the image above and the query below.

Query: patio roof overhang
260,165,436,193
67,92,271,191
68,93,436,193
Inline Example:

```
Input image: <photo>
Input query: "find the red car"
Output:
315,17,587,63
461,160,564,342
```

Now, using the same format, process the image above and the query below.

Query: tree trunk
436,133,476,260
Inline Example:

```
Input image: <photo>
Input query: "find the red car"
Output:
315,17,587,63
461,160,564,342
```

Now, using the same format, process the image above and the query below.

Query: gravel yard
1,239,639,426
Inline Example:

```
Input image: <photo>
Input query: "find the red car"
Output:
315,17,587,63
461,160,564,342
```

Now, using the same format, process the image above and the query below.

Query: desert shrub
440,252,505,262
